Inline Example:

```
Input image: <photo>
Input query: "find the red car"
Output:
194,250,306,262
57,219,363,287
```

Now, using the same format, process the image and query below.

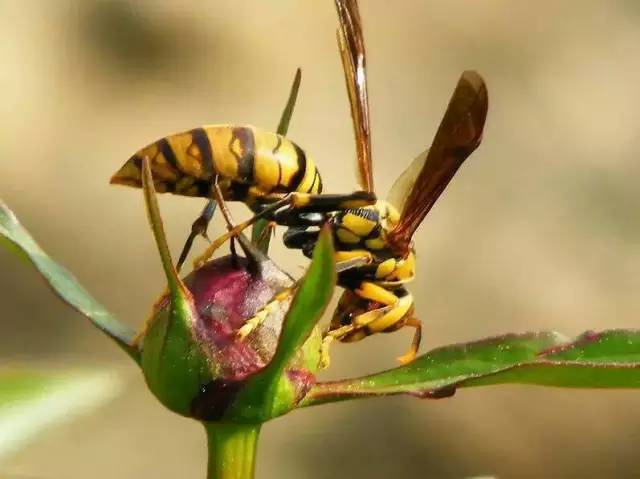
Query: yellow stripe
166,131,206,179
375,259,396,279
342,212,376,236
356,282,398,305
253,131,281,190
394,253,415,281
140,142,179,182
337,228,361,245
275,138,301,187
365,238,386,250
206,127,239,180
296,157,317,193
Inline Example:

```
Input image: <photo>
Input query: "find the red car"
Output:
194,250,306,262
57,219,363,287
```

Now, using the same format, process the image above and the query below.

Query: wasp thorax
138,254,320,422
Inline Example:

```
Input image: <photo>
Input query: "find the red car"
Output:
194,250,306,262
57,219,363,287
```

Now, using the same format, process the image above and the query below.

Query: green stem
204,422,262,479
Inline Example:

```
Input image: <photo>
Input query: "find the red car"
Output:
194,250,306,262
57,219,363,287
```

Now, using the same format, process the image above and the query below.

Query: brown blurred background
1,0,640,477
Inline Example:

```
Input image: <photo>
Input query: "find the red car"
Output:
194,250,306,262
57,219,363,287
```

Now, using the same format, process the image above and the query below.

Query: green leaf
300,329,640,406
0,369,122,463
229,227,335,421
251,67,302,254
0,200,139,362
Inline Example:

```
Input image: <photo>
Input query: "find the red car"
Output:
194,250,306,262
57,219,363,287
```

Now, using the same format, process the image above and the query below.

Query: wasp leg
347,284,418,365
176,200,217,272
354,281,401,307
237,289,294,340
396,316,422,365
357,291,418,365
320,304,383,369
320,335,334,369
320,322,364,369
213,179,270,272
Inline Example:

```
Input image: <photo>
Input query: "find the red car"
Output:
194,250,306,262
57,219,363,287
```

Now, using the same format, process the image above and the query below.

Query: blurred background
1,0,640,477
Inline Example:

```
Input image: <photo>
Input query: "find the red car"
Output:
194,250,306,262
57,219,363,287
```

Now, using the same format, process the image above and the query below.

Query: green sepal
227,228,334,423
140,293,212,416
138,158,213,416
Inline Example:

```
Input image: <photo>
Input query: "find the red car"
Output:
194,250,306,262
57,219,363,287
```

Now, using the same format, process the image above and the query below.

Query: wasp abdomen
111,125,322,201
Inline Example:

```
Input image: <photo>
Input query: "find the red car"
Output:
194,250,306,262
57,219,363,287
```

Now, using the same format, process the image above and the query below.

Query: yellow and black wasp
189,0,489,367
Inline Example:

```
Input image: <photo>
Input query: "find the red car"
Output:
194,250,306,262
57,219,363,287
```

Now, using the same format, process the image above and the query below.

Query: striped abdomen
110,125,322,202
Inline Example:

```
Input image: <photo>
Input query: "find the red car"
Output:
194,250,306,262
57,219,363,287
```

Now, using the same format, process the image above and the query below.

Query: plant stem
204,422,262,479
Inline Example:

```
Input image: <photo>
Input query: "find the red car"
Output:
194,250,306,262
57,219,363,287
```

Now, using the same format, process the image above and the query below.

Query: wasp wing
387,147,429,214
335,0,374,193
387,71,488,254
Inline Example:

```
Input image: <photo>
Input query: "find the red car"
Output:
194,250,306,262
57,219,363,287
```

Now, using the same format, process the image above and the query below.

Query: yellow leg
396,317,422,365
354,281,399,306
236,289,294,340
319,318,366,369
320,335,334,369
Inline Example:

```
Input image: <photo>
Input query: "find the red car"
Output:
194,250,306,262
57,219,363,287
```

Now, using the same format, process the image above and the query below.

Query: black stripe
273,135,283,188
272,135,282,155
158,138,180,172
229,182,250,201
131,154,143,169
190,128,215,179
195,180,212,197
232,127,255,183
307,169,318,193
316,171,323,193
276,160,282,187
366,222,383,240
289,142,307,190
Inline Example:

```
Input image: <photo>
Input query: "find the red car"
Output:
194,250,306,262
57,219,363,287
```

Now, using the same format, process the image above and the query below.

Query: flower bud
138,254,321,422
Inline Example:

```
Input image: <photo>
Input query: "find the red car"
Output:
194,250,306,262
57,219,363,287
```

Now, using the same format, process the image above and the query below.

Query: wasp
198,0,489,366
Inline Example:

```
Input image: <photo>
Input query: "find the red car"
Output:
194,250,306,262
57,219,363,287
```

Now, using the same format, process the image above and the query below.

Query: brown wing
387,71,489,255
335,0,374,192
